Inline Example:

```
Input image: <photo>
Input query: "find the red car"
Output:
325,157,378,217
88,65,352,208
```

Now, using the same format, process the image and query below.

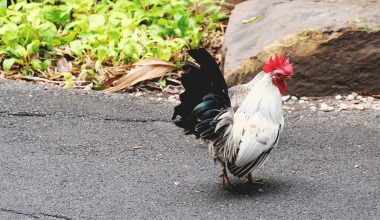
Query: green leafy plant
0,0,227,90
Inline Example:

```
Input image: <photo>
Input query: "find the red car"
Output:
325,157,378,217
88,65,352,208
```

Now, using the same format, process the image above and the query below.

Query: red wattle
273,78,288,94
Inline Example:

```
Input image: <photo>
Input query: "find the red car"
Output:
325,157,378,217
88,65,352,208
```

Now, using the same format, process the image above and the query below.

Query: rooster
172,48,293,189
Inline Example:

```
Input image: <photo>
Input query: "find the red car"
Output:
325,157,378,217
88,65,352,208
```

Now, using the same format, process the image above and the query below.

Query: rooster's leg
247,173,264,185
220,163,232,189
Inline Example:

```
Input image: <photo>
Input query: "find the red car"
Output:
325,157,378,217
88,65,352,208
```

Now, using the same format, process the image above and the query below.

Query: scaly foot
220,163,233,190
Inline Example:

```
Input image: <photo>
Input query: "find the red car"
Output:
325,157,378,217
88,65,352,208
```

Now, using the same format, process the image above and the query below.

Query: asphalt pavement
0,79,379,220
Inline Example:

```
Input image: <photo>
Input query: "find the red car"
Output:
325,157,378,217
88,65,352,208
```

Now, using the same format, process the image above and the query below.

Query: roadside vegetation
0,0,227,91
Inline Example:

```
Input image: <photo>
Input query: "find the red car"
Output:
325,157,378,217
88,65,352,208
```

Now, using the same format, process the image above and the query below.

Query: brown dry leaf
242,15,262,24
57,57,72,73
99,64,132,87
103,59,175,93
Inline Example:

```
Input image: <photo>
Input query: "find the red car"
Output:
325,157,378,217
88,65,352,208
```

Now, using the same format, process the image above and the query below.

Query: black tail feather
172,48,231,139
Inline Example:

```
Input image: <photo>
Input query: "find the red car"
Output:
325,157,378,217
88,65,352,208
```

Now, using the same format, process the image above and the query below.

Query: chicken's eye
276,72,282,77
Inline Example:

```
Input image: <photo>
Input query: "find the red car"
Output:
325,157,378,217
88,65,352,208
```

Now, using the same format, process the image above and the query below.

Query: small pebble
372,104,380,110
355,104,364,110
360,97,367,102
300,97,308,101
354,165,359,168
367,97,375,103
346,95,355,101
356,95,363,100
135,92,143,97
320,103,334,112
310,106,317,111
281,95,290,101
350,100,360,104
339,103,348,110
335,95,342,100
299,100,306,104
291,96,298,101
363,103,371,109
351,92,358,98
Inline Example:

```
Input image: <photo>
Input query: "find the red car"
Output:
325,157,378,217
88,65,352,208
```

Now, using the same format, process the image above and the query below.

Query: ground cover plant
0,0,227,91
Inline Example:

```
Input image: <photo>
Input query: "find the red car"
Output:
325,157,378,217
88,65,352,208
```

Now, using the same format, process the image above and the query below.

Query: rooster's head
262,54,293,94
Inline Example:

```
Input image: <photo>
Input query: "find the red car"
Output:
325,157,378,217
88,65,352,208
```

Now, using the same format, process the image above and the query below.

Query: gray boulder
222,0,380,96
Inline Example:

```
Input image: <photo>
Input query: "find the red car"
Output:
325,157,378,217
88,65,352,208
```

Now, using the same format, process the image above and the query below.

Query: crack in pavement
0,111,172,123
0,111,48,117
0,208,72,219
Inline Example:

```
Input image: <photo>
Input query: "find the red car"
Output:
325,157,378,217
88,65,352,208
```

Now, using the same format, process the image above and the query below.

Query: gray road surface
0,79,379,219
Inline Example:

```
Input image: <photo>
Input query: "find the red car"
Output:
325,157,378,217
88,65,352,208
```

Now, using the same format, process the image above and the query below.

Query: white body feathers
215,72,284,176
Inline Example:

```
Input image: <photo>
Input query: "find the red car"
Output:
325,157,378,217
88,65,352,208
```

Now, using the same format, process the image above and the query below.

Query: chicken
172,48,293,189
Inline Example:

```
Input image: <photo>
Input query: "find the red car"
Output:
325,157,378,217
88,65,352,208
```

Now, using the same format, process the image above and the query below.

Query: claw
246,173,264,185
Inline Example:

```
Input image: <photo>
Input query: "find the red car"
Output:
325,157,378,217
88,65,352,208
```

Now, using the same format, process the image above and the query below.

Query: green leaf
41,59,51,70
177,15,187,37
62,72,74,89
159,77,166,89
158,47,171,61
2,29,18,45
30,59,42,69
37,22,57,40
26,40,41,55
107,30,120,42
3,58,15,71
89,14,105,31
11,44,28,58
69,40,83,56
0,6,7,17
44,6,71,25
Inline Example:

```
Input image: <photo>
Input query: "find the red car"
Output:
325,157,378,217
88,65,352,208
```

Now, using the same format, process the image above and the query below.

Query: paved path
0,79,379,219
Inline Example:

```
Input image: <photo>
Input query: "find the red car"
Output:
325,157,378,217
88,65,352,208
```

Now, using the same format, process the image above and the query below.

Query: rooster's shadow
209,176,314,198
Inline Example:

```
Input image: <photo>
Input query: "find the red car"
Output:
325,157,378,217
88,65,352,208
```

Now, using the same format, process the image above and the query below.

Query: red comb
262,54,293,76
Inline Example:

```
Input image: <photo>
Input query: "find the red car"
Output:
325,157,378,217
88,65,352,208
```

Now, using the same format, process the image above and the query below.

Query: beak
285,76,292,79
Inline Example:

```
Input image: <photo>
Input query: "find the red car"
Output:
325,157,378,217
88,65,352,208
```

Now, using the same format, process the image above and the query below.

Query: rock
363,103,371,109
222,0,380,96
346,95,355,101
367,96,375,103
355,104,365,110
300,97,308,101
351,92,358,98
335,95,343,100
356,95,363,100
372,104,380,110
360,97,368,102
281,95,290,101
339,103,349,110
349,104,356,110
299,100,305,104
310,106,317,111
349,100,360,104
291,96,298,101
320,103,334,112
